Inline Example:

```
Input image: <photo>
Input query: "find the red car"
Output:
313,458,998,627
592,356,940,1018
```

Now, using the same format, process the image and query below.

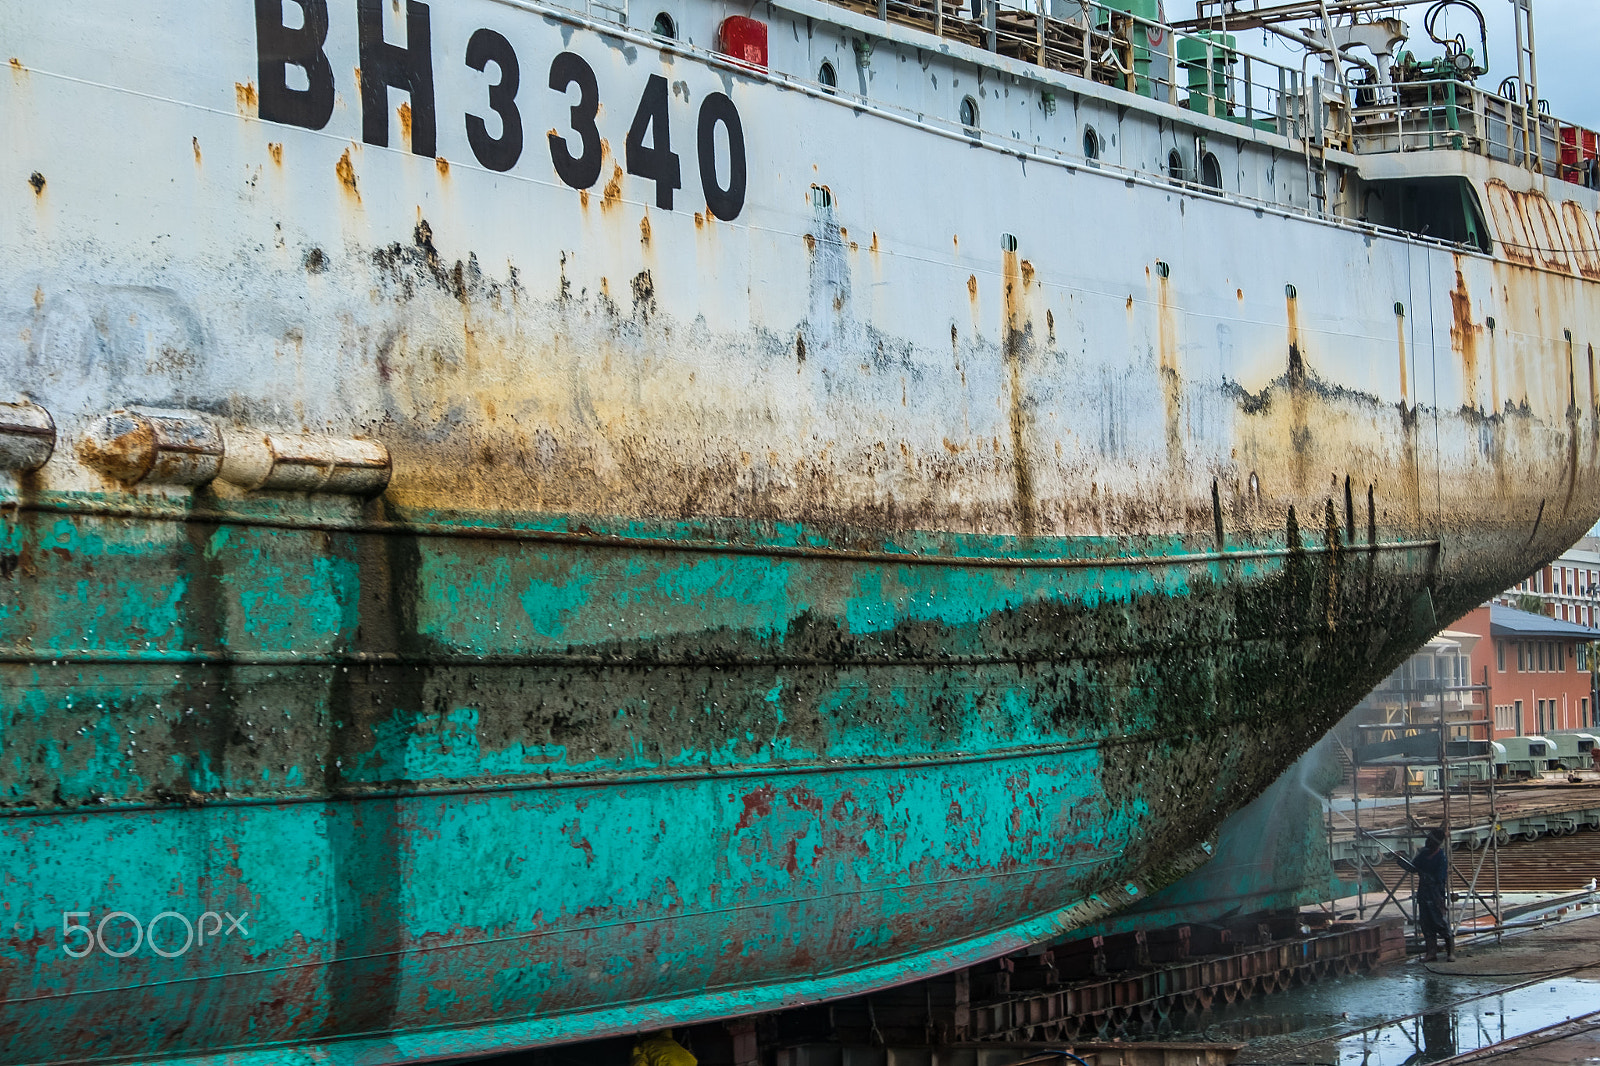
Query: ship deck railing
1351,78,1600,188
821,0,1312,142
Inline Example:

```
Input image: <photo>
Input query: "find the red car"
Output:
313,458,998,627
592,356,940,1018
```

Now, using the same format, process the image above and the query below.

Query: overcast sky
1183,0,1600,128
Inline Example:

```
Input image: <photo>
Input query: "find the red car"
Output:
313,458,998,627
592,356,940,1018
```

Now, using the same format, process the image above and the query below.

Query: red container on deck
1560,126,1597,163
718,16,768,68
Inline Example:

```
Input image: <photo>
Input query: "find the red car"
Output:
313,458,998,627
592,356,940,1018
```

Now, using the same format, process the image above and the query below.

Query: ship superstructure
1,0,1597,1063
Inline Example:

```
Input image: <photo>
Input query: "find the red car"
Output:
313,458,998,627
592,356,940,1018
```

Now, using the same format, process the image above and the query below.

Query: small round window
1083,126,1100,160
651,11,676,38
1167,149,1185,182
818,61,837,91
1201,151,1223,189
959,95,978,129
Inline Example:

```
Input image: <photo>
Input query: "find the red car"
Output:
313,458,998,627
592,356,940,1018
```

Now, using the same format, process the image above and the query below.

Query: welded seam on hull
0,498,1441,570
0,728,1204,816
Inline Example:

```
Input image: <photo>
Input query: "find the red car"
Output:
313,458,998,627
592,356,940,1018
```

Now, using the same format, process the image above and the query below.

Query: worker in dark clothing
1397,828,1454,961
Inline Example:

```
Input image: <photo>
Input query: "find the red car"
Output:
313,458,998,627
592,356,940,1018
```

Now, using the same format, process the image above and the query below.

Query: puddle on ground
1162,969,1600,1064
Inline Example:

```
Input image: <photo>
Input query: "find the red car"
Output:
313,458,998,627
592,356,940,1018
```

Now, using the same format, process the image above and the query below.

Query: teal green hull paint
0,489,1493,1064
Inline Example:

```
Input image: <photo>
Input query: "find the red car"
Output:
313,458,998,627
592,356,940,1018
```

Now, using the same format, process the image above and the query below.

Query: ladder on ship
1512,0,1541,172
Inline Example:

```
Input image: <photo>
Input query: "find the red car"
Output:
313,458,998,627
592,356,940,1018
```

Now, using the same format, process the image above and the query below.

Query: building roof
1488,604,1600,639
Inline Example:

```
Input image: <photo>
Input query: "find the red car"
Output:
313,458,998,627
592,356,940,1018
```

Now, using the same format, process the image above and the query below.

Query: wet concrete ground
1168,910,1600,1064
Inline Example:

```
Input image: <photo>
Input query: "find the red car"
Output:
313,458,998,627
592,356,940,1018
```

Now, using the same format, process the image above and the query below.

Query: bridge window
1083,126,1100,160
1167,149,1185,182
818,60,836,92
1200,152,1222,189
651,11,676,38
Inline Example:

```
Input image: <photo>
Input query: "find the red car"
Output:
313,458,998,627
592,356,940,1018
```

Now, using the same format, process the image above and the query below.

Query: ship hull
2,0,1599,1061
4,512,1447,1064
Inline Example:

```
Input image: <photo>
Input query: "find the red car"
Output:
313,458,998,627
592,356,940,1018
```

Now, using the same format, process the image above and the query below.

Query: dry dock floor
1212,909,1600,1064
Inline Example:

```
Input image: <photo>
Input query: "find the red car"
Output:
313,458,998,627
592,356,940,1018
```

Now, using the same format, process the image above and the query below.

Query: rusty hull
0,1,1598,1064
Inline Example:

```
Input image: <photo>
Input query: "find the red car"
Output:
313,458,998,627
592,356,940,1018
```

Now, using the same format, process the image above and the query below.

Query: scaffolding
1337,665,1504,947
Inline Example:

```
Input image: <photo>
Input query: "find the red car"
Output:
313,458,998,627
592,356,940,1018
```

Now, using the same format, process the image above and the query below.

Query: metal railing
828,0,1310,139
1349,77,1599,185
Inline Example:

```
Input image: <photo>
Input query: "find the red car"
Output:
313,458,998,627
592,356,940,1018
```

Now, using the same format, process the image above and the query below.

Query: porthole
1083,126,1101,160
818,60,837,91
1200,151,1223,189
960,95,979,129
651,11,676,38
1167,149,1185,182
812,184,833,210
1001,232,1018,252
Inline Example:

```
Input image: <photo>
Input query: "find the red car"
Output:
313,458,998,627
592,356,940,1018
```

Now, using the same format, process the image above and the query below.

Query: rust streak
1449,266,1479,409
1396,310,1409,405
1561,201,1600,280
1286,288,1310,491
336,147,360,202
267,142,283,166
1001,247,1037,536
435,156,450,178
234,81,258,116
191,137,202,166
398,102,412,151
1484,180,1537,267
602,164,623,210
640,213,652,246
1157,270,1181,470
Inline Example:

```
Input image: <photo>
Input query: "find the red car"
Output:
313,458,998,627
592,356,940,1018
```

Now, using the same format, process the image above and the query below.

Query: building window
1557,643,1566,671
1515,699,1524,734
1517,642,1526,671
1495,704,1515,731
1538,642,1548,671
1585,697,1592,728
1496,640,1506,672
1579,643,1590,671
